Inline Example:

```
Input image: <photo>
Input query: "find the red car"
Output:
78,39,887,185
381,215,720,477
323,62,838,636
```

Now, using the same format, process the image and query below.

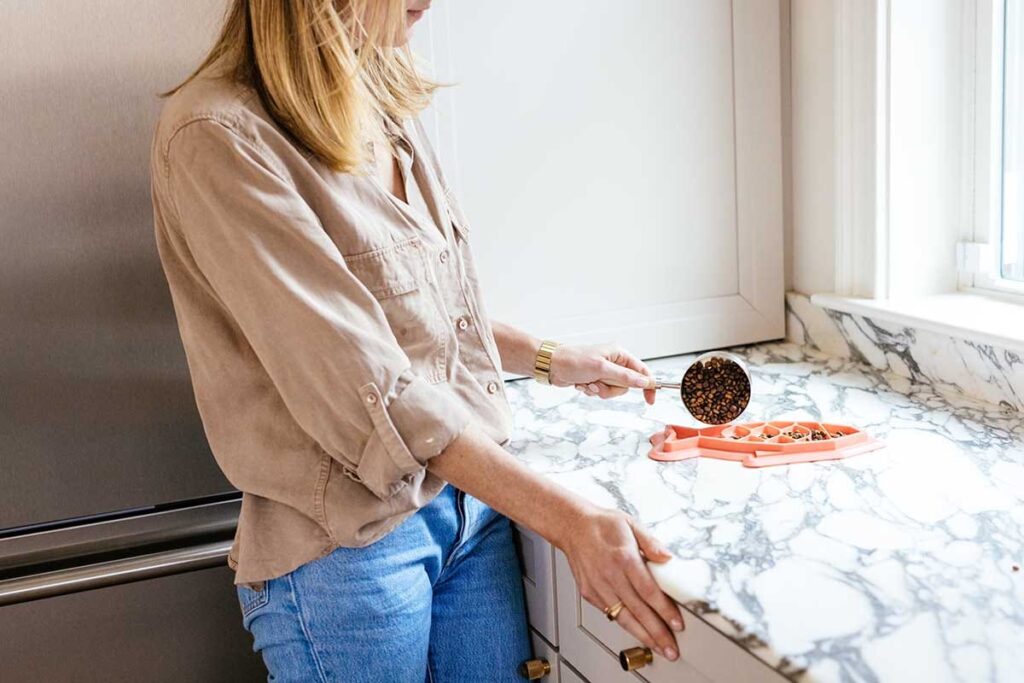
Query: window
965,0,1024,296
1002,0,1023,281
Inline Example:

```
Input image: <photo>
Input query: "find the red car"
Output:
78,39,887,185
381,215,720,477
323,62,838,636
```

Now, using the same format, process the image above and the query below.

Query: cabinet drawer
560,658,589,683
515,524,558,645
527,629,561,682
554,552,786,683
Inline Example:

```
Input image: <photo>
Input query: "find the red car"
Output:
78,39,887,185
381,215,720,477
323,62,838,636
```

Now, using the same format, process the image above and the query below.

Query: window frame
803,0,1024,350
965,0,1024,297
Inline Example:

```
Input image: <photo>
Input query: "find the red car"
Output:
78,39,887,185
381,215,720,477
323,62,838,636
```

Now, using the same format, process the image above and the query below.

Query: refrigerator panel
0,498,240,579
0,565,265,681
0,1,235,530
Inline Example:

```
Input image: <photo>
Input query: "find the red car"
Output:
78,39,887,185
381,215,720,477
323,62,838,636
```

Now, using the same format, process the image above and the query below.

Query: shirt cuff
355,369,474,500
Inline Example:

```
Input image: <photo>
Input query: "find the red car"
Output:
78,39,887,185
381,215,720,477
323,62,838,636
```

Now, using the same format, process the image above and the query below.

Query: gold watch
533,340,560,385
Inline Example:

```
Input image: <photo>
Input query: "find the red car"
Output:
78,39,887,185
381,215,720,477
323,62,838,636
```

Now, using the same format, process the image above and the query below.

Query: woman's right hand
555,503,684,661
425,422,685,659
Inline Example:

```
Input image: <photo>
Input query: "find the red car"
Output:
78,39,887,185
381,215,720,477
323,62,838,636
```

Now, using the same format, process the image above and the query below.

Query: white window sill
809,292,1024,354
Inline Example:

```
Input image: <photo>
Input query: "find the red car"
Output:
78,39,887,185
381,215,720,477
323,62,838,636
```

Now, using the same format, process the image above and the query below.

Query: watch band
533,340,560,385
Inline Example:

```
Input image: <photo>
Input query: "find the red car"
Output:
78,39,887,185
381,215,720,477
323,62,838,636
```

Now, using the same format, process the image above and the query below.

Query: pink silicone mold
647,421,883,468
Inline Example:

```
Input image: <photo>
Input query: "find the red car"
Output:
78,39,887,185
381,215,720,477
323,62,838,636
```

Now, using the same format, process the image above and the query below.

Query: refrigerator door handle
0,540,231,607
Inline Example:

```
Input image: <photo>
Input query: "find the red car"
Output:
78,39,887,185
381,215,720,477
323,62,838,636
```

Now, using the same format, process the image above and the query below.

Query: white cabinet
515,523,559,646
515,525,787,683
528,629,561,683
554,552,786,683
560,660,590,683
413,0,785,360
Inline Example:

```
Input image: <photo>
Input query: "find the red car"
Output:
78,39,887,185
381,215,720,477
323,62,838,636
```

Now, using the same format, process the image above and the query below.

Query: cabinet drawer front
560,659,589,683
555,552,785,683
554,551,676,683
529,629,561,683
515,524,559,645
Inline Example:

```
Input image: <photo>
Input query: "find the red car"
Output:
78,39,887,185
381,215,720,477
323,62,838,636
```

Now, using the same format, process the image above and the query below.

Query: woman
151,1,683,680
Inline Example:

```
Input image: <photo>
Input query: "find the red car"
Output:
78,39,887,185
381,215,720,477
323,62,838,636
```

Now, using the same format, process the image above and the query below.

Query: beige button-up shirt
149,73,512,586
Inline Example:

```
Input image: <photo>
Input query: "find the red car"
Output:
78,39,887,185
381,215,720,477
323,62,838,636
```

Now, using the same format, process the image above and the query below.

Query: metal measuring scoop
602,351,752,425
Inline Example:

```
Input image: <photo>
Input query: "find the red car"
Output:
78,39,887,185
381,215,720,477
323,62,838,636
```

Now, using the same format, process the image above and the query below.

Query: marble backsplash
785,292,1024,414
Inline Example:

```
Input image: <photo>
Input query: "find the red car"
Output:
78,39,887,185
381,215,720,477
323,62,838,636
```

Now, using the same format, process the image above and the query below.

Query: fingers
564,509,682,664
615,349,658,405
628,518,673,563
565,344,656,403
615,607,665,658
576,379,654,403
610,574,680,661
575,382,598,397
586,581,661,656
599,358,651,390
624,560,685,634
615,347,650,377
575,381,627,399
640,369,656,405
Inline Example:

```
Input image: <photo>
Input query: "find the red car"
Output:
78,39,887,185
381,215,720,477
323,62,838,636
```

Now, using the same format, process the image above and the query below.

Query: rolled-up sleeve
163,117,472,500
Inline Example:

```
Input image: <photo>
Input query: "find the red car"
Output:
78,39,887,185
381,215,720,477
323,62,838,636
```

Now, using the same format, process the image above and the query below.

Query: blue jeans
235,485,532,682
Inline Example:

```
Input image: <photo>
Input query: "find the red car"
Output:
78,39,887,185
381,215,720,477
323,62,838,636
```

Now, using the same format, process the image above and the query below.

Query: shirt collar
382,115,413,156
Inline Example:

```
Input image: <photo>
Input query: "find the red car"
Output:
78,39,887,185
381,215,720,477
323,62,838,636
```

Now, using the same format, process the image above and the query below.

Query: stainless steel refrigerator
1,2,265,679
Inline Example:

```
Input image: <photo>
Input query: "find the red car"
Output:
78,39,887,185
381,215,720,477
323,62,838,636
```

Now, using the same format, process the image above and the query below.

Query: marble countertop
504,342,1024,683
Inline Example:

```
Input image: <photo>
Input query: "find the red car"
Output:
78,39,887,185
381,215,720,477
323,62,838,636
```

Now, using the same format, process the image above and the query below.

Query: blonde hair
160,0,439,173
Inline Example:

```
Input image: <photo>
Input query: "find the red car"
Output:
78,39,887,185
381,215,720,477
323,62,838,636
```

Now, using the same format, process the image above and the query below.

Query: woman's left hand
548,343,657,405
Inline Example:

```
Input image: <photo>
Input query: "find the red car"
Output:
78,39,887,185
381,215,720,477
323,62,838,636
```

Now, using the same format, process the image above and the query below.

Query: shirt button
439,249,449,264
486,381,499,394
365,393,377,404
457,317,469,331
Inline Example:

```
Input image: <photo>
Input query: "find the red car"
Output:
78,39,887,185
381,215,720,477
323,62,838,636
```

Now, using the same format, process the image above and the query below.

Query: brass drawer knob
518,658,551,680
619,646,654,671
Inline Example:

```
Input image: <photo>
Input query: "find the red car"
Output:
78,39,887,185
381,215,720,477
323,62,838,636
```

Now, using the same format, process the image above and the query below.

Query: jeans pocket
237,581,270,625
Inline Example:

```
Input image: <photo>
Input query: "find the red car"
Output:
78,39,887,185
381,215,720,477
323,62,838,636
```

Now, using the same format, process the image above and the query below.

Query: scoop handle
598,377,681,391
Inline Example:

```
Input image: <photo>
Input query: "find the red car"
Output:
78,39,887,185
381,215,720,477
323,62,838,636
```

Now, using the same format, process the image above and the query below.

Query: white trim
790,0,840,294
795,0,1024,339
964,278,1024,296
732,0,786,331
811,291,1024,353
959,0,980,279
968,0,1012,292
828,0,1006,301
965,0,1024,297
833,0,889,298
956,241,995,275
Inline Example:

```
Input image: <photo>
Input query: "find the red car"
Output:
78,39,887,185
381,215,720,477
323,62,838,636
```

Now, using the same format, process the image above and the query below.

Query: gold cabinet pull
518,658,551,680
619,646,654,671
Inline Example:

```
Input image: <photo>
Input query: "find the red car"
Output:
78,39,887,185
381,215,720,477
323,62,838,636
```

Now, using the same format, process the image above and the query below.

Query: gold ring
604,600,625,621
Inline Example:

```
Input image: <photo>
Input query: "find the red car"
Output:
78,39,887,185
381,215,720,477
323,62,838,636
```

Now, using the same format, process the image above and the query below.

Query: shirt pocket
344,236,451,383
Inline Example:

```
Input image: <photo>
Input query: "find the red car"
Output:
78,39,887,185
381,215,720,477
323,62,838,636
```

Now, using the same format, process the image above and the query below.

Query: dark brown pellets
681,356,751,425
809,430,830,441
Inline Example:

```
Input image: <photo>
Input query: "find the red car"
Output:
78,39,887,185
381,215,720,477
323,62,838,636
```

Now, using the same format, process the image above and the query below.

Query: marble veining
786,292,1024,414
504,342,1024,683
